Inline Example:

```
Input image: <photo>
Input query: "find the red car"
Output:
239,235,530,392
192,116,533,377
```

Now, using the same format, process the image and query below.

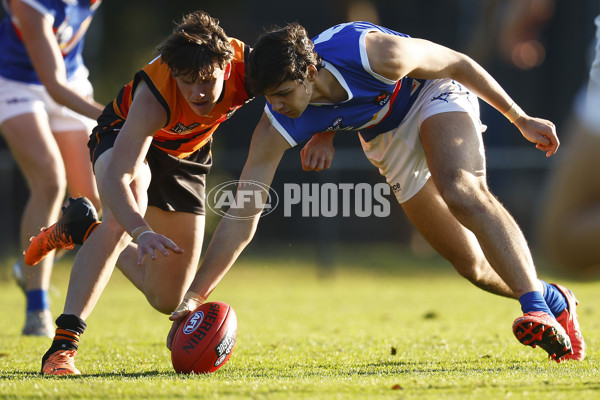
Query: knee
28,167,67,200
94,218,129,246
145,291,182,315
437,177,492,220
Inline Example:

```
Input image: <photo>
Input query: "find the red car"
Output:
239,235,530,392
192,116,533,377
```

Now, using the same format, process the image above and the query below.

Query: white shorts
360,78,484,204
0,68,96,133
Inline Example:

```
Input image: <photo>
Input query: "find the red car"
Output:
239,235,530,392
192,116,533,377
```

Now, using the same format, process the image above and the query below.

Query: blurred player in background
0,0,102,337
27,10,255,375
538,15,600,278
168,21,584,363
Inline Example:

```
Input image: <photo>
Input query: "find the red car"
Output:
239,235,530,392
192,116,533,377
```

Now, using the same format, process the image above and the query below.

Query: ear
223,62,232,80
306,65,318,81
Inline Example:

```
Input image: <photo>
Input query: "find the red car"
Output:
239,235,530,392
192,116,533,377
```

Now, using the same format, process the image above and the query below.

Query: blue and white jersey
0,0,100,83
265,21,426,146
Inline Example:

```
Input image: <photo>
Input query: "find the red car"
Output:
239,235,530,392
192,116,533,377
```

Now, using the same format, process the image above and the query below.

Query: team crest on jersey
170,122,200,134
410,80,422,96
373,91,391,106
325,116,344,131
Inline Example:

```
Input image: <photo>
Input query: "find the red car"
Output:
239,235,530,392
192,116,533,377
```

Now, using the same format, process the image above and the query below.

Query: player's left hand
136,231,184,265
300,131,335,171
515,115,559,157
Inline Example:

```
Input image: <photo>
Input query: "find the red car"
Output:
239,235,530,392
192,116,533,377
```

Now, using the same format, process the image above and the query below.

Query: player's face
175,62,231,116
264,79,312,118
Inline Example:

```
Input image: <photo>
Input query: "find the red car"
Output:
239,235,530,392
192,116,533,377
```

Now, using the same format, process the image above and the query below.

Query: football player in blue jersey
169,21,585,362
0,0,102,337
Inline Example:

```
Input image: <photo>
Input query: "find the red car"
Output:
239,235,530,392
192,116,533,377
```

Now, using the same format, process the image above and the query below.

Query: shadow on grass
0,370,182,380
227,358,579,381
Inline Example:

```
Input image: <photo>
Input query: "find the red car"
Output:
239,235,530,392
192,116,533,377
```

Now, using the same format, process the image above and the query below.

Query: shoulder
313,22,405,46
229,37,247,57
229,37,250,74
229,37,249,74
127,78,168,127
229,37,253,96
9,0,58,22
139,56,172,86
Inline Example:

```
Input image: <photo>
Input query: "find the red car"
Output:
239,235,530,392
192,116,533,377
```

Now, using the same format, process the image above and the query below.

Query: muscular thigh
420,112,487,189
142,206,205,301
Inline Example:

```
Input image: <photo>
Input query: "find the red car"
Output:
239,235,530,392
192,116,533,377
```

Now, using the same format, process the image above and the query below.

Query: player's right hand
136,231,184,265
166,296,203,350
515,116,559,157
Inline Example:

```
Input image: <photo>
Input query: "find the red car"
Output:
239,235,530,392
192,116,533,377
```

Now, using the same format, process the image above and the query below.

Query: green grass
0,245,599,399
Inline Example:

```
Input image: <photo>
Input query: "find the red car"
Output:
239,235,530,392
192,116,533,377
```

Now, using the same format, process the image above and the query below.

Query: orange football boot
24,197,99,266
41,350,80,375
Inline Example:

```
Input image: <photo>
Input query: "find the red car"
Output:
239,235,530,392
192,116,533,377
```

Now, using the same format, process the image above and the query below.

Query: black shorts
88,128,212,215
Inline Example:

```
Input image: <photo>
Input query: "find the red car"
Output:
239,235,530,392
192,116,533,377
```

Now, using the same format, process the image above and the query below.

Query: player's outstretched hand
166,296,203,350
136,231,184,265
300,131,335,171
515,115,559,157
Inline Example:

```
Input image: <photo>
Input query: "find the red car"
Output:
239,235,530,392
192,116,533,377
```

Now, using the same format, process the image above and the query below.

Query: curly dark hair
248,23,321,94
157,11,234,81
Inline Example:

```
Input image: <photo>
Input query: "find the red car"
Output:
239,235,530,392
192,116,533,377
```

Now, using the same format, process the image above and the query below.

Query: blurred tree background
1,0,599,259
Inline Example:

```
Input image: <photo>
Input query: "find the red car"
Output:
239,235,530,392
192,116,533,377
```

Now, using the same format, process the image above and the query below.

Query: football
171,301,237,374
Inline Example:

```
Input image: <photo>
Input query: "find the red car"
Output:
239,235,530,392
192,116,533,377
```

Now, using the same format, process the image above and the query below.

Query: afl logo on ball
183,311,204,335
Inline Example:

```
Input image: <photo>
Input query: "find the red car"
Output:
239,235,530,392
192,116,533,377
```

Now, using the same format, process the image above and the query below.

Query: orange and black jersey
96,38,252,159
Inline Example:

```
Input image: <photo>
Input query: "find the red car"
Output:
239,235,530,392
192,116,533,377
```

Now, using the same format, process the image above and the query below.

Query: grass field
0,245,598,399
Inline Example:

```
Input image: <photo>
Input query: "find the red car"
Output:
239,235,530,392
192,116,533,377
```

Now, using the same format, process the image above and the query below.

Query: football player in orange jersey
32,10,254,375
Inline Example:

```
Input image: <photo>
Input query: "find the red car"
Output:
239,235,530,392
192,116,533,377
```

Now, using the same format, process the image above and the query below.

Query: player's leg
54,128,101,210
401,178,515,298
61,148,150,319
41,148,151,374
420,110,572,361
116,207,205,314
23,74,102,267
420,111,542,296
113,142,211,313
23,129,102,267
51,73,101,212
1,112,66,337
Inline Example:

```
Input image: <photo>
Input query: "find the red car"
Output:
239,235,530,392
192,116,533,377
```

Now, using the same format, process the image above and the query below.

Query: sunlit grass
0,245,598,399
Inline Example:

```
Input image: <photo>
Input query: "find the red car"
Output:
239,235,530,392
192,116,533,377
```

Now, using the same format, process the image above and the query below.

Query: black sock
41,314,87,371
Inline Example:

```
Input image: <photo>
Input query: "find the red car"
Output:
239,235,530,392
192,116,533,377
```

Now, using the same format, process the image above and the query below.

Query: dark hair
248,23,321,94
157,11,234,81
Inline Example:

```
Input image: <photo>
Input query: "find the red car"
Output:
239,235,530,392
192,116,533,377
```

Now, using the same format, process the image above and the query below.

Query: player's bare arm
167,113,290,348
11,0,103,120
100,81,183,264
366,32,559,156
185,113,288,295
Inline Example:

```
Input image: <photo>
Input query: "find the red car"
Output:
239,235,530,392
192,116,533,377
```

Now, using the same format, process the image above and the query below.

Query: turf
0,245,599,399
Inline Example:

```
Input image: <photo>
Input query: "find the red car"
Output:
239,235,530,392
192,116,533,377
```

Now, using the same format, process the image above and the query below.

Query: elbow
451,55,481,82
